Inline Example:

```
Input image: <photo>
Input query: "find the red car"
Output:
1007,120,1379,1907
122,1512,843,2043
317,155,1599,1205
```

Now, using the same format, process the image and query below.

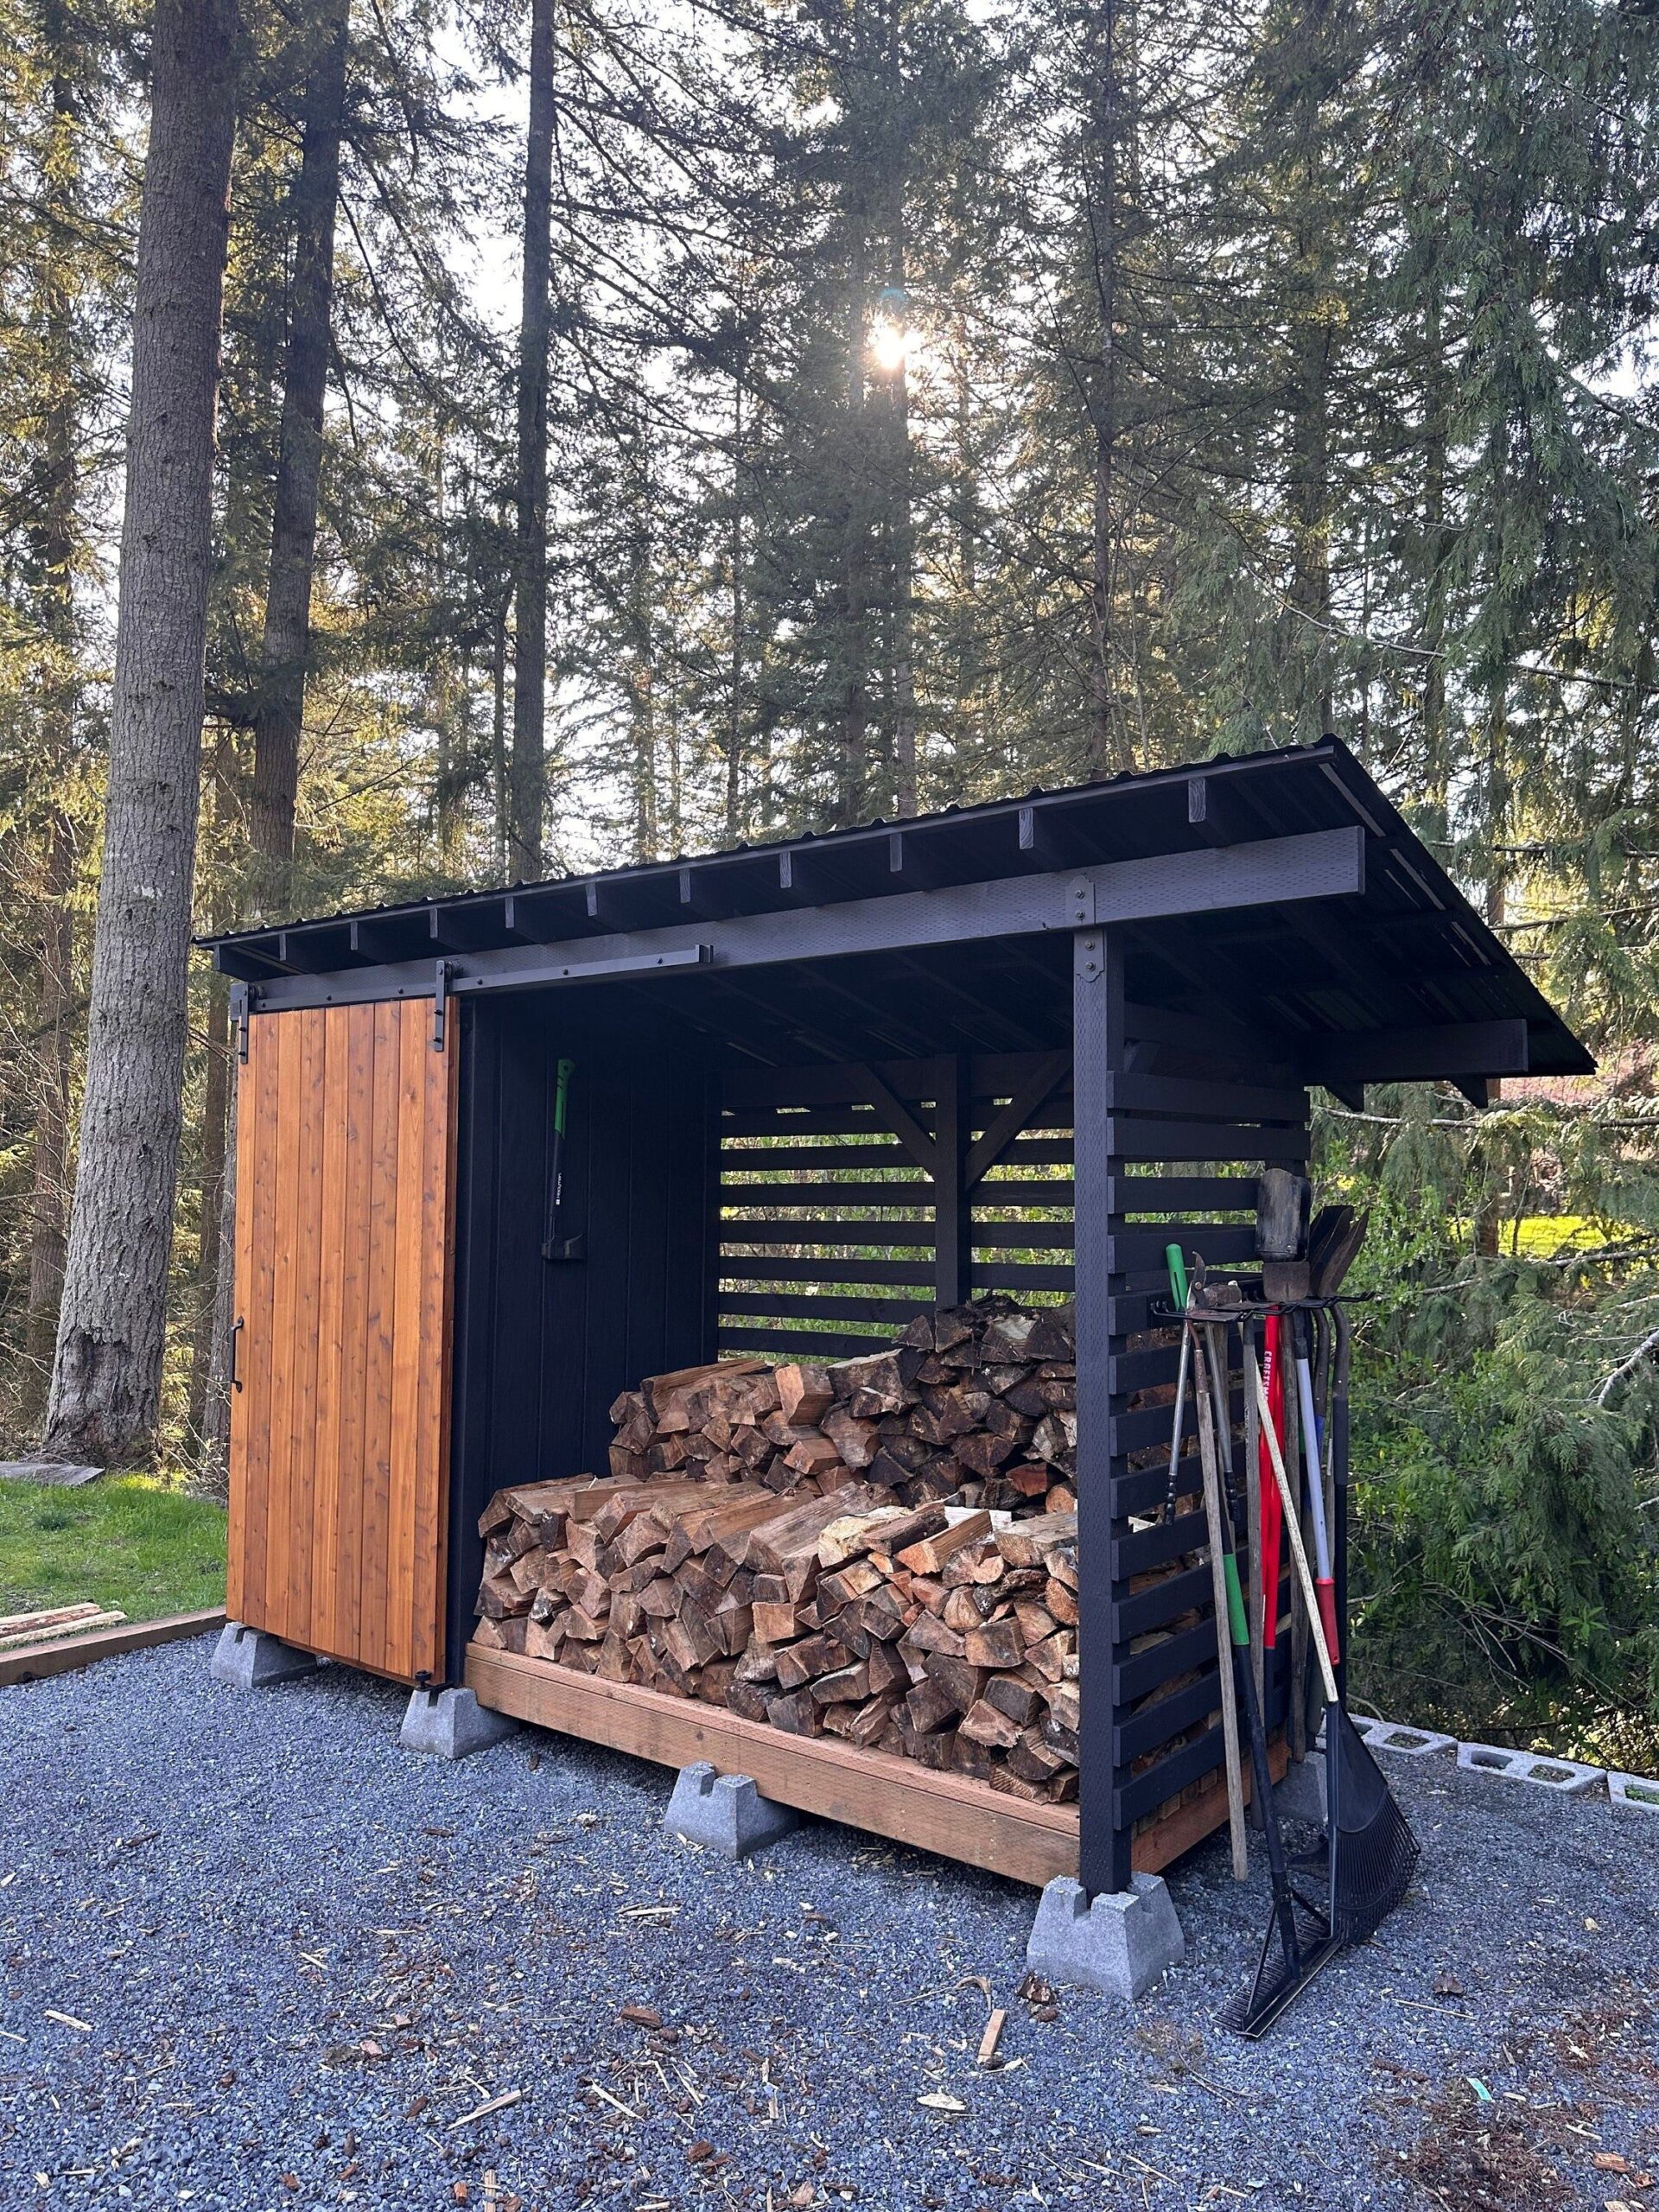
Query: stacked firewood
473,1475,1079,1802
604,1296,1077,1518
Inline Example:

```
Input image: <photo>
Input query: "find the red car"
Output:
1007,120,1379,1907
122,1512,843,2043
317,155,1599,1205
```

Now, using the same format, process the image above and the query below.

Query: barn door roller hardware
432,959,454,1051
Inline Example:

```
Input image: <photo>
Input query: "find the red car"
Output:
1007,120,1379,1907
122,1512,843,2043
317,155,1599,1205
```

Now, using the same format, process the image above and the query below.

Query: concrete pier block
1456,1741,1602,1796
399,1686,519,1760
210,1621,320,1690
1609,1771,1659,1819
664,1762,800,1858
1025,1873,1185,2002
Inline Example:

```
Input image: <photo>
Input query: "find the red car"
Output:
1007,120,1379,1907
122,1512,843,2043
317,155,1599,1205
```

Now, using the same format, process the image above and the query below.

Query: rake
1223,1341,1420,2035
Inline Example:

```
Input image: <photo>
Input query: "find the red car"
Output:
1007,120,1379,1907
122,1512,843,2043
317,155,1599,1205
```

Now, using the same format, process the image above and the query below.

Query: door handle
229,1315,244,1393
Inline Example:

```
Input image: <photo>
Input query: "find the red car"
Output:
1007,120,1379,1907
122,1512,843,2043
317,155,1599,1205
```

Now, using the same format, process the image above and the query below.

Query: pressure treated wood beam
232,825,1367,1014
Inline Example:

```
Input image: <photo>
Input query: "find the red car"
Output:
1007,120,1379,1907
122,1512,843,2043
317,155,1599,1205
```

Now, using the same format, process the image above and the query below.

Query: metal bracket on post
231,982,252,1063
1069,877,1097,929
432,959,453,1052
1074,929,1104,984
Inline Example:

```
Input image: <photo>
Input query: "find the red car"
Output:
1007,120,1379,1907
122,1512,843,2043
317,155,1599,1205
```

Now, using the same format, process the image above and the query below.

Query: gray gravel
3,1638,1656,2211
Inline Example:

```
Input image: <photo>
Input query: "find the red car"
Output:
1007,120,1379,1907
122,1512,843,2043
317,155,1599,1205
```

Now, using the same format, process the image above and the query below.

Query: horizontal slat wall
715,1052,1077,1362
716,1072,938,1359
1097,1014,1306,1866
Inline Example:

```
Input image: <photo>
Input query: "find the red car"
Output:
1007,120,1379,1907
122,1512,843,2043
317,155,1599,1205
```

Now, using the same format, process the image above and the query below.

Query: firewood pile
470,1298,1085,1800
473,1475,1080,1801
605,1294,1078,1517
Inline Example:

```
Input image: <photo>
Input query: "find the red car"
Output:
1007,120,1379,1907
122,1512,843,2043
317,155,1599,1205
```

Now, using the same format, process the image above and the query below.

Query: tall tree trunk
248,0,347,918
724,355,746,841
840,224,871,821
1286,3,1337,739
189,971,230,1435
627,438,658,861
198,1071,238,1493
24,811,75,1419
511,0,556,879
23,67,82,1418
493,585,509,880
42,0,238,1465
1084,0,1121,775
201,9,342,1475
1421,283,1452,825
878,7,917,818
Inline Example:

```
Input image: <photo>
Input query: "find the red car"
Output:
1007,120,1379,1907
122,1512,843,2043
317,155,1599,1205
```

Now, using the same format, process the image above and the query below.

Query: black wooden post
1074,925,1132,1896
933,1053,972,1307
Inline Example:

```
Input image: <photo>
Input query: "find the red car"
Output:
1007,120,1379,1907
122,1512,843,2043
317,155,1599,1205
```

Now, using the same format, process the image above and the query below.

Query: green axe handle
542,1057,578,1261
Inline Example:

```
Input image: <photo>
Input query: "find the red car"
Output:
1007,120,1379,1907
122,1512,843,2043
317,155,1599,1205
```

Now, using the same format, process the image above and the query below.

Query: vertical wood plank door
227,999,459,1683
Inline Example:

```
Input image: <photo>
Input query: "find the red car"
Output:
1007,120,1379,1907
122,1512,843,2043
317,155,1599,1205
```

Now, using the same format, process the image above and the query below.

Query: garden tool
1191,1325,1249,1878
1292,1311,1341,1666
1224,1347,1420,2037
1164,1243,1192,1516
541,1056,587,1262
1216,1352,1338,2034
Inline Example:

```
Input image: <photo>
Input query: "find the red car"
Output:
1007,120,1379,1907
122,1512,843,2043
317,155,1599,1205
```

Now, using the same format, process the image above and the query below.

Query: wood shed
201,736,1589,1902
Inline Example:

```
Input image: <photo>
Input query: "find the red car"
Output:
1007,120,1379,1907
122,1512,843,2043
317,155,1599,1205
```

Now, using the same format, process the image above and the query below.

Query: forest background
3,0,1659,1762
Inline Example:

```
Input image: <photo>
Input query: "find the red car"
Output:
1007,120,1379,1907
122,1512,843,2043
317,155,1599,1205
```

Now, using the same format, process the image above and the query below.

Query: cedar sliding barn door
227,999,459,1681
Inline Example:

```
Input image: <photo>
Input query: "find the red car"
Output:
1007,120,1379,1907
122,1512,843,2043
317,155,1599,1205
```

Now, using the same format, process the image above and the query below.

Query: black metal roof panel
199,738,1592,1079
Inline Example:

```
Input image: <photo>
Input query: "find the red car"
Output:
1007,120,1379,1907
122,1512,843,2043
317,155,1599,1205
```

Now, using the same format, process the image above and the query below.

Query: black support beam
232,828,1368,1014
1305,1016,1529,1086
1073,924,1128,1897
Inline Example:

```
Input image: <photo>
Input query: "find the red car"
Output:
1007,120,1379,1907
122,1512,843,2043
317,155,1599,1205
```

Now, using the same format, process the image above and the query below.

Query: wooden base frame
467,1645,1287,1890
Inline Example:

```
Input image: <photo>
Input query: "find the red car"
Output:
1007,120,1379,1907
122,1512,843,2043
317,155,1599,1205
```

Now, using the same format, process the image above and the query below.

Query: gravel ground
3,1637,1656,2212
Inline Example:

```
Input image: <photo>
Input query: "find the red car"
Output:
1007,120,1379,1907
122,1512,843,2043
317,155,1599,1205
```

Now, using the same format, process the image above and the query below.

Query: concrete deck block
399,1686,519,1760
1608,1771,1659,1818
664,1762,800,1857
1456,1740,1602,1796
1274,1749,1328,1826
210,1621,320,1689
1025,1873,1185,2002
1360,1719,1457,1758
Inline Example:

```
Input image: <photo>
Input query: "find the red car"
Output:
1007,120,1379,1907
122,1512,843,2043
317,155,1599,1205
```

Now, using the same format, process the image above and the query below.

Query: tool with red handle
1292,1312,1340,1665
1257,1312,1285,1646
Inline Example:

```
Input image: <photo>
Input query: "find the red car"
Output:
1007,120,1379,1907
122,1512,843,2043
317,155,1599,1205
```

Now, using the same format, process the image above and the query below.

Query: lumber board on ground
0,1608,226,1688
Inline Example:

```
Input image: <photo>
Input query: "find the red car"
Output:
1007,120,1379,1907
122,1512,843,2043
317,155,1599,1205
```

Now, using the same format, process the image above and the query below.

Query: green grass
0,1474,226,1624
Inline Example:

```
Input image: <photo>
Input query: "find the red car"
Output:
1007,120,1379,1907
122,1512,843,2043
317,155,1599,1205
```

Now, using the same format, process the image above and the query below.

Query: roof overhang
198,739,1593,1090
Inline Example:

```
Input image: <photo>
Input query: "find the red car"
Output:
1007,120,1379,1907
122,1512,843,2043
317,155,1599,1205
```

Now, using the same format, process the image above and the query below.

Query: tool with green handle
541,1056,587,1262
1163,1243,1192,1516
